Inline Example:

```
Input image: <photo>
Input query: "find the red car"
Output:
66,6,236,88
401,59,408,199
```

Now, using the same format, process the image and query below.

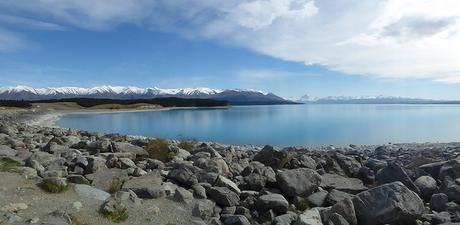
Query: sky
1,0,460,99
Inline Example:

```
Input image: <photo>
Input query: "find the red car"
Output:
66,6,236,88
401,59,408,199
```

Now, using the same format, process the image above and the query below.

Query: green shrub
39,179,69,193
109,177,124,194
101,208,128,223
178,139,197,152
294,198,310,212
146,138,171,162
0,157,21,172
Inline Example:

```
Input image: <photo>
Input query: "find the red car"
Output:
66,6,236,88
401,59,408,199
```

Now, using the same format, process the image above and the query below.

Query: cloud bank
1,0,460,82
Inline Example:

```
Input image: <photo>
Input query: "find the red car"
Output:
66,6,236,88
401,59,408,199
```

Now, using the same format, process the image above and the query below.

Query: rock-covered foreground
1,113,460,225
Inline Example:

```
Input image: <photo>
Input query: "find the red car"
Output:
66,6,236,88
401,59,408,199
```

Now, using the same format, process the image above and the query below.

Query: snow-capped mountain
0,86,294,105
297,94,458,104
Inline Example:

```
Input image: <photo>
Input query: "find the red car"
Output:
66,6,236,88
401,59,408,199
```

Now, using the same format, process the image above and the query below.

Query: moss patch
146,138,171,162
70,215,89,225
39,180,69,193
101,208,129,223
178,139,197,152
294,198,310,212
0,157,21,172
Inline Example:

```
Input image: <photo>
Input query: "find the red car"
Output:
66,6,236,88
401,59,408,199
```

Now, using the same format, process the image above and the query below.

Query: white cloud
0,28,27,52
2,0,460,83
0,15,66,30
238,69,318,80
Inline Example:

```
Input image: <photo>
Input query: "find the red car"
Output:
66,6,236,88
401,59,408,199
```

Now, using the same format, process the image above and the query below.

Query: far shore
16,105,231,128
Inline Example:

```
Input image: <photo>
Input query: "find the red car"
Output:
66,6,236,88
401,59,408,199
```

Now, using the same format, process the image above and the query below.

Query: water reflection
58,104,460,146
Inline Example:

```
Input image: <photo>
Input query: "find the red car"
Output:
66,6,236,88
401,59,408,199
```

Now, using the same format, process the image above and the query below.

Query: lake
57,104,460,146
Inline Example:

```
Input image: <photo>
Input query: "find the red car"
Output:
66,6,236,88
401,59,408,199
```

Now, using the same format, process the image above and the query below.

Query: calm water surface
57,104,460,146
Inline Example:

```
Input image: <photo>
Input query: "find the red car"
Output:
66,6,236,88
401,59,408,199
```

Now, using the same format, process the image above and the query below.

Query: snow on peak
0,85,272,97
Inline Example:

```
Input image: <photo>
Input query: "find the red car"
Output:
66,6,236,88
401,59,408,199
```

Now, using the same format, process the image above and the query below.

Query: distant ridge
0,86,295,105
297,94,460,104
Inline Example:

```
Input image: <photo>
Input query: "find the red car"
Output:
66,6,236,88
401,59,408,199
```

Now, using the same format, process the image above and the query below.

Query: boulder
439,159,460,180
327,213,350,225
329,198,357,225
174,187,194,204
111,142,148,157
123,171,166,198
320,174,368,194
74,184,110,201
277,168,322,197
417,161,447,180
253,145,290,169
352,182,424,225
295,208,323,225
325,190,354,206
431,193,449,212
223,215,251,225
207,187,240,207
215,175,241,194
85,168,129,192
307,191,328,207
414,176,438,200
0,145,16,157
256,194,289,214
273,213,298,225
85,156,107,174
168,164,199,187
376,163,420,194
192,200,216,220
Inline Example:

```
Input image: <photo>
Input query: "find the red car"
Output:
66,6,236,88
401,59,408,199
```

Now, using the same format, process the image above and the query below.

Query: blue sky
1,0,460,99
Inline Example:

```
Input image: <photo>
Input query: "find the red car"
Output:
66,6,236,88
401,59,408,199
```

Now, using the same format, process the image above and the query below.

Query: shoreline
19,107,460,149
24,105,231,128
1,106,460,225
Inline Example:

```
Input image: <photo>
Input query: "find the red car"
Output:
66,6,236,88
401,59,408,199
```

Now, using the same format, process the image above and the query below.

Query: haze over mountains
0,86,293,105
298,94,460,104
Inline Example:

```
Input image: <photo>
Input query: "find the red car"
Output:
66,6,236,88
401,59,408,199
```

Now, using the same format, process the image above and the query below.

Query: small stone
174,187,194,204
0,203,28,212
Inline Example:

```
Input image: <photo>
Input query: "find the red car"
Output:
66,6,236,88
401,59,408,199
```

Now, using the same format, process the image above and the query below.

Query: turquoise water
57,104,460,146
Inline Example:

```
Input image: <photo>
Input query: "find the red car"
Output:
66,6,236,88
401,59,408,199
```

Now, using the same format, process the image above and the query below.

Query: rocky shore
1,110,460,225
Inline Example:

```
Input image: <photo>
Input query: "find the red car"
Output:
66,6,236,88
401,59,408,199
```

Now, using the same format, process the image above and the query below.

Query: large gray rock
320,173,368,194
277,168,322,197
215,175,241,194
273,213,298,225
207,187,240,207
192,200,216,220
295,208,323,225
439,159,460,180
327,213,350,225
74,184,110,201
376,163,420,194
85,156,107,174
329,198,357,225
111,142,148,157
174,187,194,204
417,161,447,180
123,171,166,198
326,189,354,206
414,175,438,200
431,193,449,212
223,215,251,225
352,182,424,225
0,145,16,157
253,145,290,169
307,191,328,207
85,168,129,192
168,164,199,187
256,194,289,214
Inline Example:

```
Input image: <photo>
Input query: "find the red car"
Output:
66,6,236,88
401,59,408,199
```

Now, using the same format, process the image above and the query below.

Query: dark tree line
0,98,228,108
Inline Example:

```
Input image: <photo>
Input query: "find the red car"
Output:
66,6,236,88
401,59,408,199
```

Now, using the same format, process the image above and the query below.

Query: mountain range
298,94,460,104
0,86,295,105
